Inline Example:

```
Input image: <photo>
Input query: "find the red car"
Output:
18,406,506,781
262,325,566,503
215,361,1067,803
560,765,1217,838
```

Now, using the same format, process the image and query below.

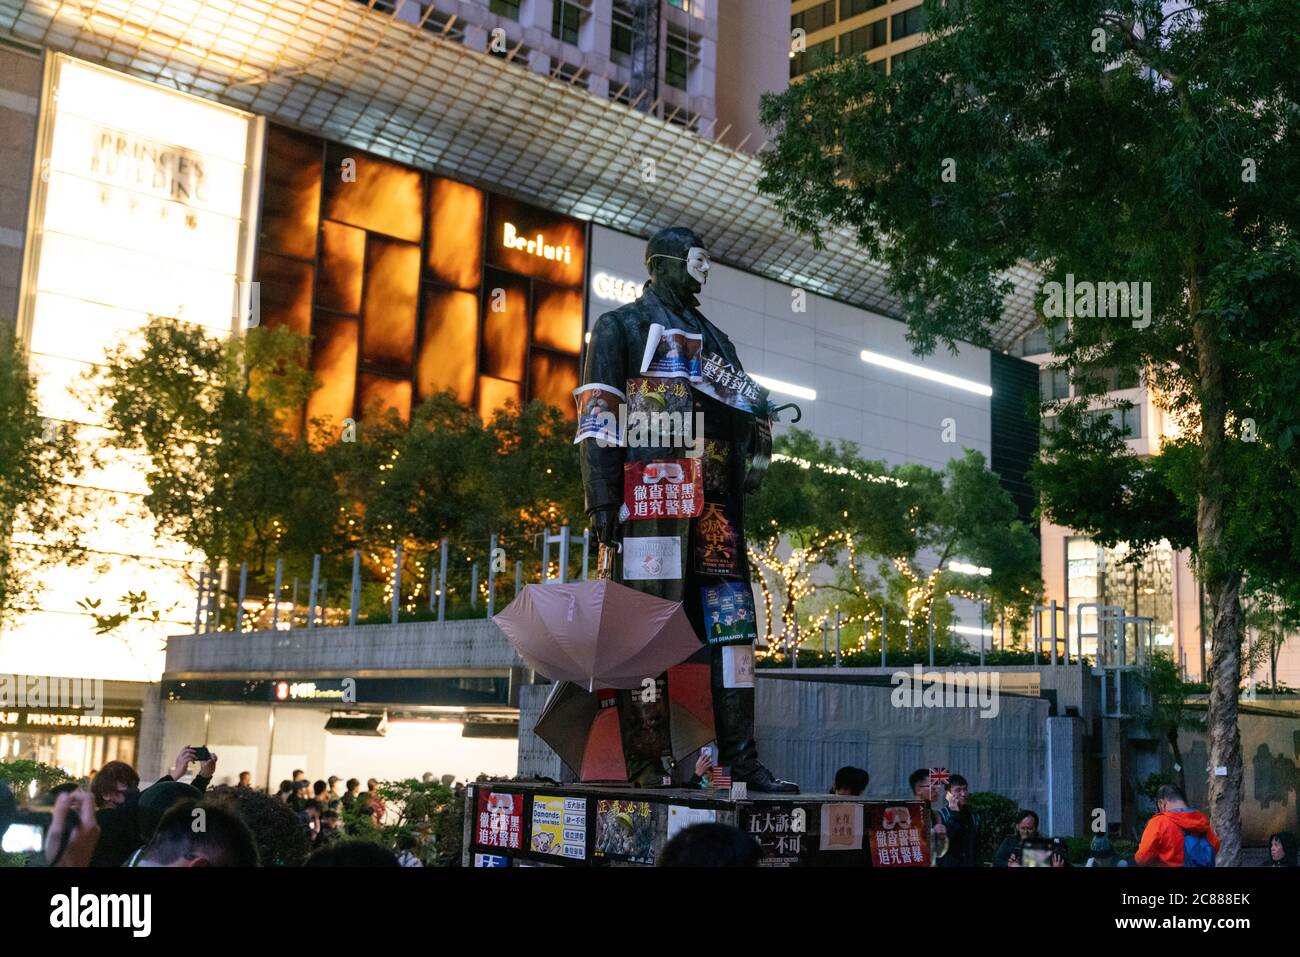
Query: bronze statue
576,226,798,793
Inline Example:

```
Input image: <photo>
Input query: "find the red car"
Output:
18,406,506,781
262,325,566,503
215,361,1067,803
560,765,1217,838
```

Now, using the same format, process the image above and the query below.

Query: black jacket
936,804,982,867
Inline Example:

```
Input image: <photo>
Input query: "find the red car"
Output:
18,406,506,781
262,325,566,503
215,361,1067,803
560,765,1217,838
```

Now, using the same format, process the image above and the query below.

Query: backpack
1182,832,1215,867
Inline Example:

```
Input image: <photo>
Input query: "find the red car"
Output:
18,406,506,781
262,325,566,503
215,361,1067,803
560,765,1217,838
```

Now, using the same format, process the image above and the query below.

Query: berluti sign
486,195,586,286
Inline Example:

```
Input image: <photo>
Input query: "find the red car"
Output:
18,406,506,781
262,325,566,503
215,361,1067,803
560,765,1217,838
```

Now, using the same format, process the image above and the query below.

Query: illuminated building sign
274,680,346,702
485,195,586,287
592,271,644,304
10,55,260,683
90,130,209,204
502,222,573,265
0,710,139,733
161,677,511,707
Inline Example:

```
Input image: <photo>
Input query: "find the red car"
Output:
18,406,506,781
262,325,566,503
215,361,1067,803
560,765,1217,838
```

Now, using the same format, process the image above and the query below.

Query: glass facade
257,126,586,437
1066,537,1175,657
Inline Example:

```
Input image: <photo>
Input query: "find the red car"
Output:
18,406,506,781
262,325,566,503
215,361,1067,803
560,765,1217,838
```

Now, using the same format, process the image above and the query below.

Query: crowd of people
6,751,1298,868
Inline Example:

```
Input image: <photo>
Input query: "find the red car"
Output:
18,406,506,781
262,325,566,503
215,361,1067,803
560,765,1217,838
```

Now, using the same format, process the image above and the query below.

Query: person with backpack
1135,784,1220,867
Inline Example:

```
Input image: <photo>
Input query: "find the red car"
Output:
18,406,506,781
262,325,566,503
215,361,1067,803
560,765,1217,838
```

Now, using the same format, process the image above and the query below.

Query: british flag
928,767,950,788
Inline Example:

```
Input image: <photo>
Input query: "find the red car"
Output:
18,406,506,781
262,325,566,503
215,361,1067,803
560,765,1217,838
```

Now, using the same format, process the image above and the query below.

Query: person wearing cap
578,225,797,793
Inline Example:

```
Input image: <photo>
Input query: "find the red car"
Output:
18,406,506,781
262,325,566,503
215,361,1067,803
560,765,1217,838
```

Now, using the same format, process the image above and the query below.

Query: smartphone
1020,837,1053,867
190,746,211,762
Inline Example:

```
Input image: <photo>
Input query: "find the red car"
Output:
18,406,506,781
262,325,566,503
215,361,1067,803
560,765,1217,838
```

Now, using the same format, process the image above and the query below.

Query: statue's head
645,226,711,298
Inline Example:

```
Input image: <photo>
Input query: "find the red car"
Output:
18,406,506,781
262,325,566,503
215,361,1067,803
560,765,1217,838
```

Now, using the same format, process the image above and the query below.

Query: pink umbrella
493,546,702,690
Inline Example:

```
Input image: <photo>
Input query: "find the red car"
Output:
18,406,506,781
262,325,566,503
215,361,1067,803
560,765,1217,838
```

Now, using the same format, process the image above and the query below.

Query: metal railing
190,525,593,634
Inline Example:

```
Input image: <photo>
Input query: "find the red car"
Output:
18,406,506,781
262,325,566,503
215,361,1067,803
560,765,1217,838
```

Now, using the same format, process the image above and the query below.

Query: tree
330,393,584,617
0,324,86,625
746,431,1039,656
757,0,1300,863
92,317,336,583
744,428,918,645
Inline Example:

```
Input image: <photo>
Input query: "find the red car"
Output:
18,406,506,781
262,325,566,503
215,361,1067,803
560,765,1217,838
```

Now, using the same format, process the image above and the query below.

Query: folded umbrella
494,547,702,690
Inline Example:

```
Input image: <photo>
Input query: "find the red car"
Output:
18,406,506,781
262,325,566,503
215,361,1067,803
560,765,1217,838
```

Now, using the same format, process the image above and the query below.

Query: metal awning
0,0,1041,349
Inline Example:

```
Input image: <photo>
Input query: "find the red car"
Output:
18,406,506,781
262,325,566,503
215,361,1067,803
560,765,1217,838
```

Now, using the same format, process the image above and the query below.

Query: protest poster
624,458,703,520
700,581,758,646
639,323,702,380
593,799,664,865
529,795,588,861
866,801,931,867
475,789,523,852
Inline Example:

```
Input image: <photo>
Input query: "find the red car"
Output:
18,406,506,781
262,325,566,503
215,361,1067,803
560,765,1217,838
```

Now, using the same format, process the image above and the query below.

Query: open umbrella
494,546,702,690
533,682,628,782
666,656,715,761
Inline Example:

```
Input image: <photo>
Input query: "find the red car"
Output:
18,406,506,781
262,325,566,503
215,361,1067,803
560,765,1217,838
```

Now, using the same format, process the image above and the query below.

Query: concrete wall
715,0,789,152
0,42,41,324
164,618,523,676
1177,701,1300,845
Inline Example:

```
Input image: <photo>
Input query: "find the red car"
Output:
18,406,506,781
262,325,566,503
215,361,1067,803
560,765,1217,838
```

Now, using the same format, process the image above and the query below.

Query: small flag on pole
928,767,950,792
710,765,732,790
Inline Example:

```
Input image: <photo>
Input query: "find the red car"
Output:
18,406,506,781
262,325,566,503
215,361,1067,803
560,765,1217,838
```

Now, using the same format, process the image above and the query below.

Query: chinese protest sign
740,803,809,867
530,795,588,860
866,801,931,867
697,351,763,413
694,501,740,575
593,799,664,864
475,789,523,852
819,802,864,851
624,459,703,520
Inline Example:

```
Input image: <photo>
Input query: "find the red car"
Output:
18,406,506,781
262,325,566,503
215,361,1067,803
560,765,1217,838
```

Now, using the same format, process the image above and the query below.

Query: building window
1082,406,1142,438
791,38,837,77
490,0,521,21
666,0,690,10
665,25,700,91
552,0,588,47
841,19,887,56
611,0,645,67
890,47,921,72
840,0,886,18
1039,366,1070,401
792,0,837,34
891,4,927,40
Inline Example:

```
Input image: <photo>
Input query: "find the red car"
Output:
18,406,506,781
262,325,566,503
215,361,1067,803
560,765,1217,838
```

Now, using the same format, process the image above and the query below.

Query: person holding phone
935,774,982,867
45,786,101,867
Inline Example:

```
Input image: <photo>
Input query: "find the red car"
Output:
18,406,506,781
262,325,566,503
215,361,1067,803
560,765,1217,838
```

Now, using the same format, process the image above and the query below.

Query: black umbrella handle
596,543,620,580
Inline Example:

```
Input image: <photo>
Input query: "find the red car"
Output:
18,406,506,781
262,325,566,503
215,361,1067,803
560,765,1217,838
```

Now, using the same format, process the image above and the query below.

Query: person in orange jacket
1135,784,1220,867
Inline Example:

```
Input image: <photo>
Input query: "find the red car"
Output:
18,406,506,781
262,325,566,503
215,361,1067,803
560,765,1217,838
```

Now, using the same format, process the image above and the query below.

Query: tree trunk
1192,301,1244,866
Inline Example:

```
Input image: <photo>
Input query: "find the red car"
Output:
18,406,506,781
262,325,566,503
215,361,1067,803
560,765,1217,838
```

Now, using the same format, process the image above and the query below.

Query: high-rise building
790,0,929,79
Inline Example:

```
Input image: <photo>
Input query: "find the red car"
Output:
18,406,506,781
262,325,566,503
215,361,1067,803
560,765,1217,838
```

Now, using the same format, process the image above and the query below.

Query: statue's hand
589,506,623,547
